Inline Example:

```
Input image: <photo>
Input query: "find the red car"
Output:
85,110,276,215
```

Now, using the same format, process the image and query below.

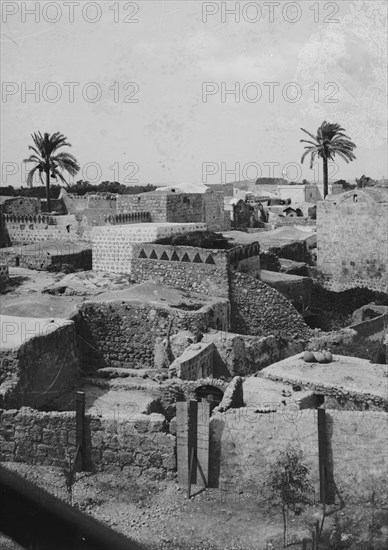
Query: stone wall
169,342,229,380
349,313,388,341
60,189,117,214
1,214,90,244
0,197,41,216
117,191,226,230
130,243,231,299
91,223,207,273
117,193,169,222
229,272,311,340
317,193,388,292
0,243,92,271
201,332,303,376
0,408,175,479
0,319,80,409
78,300,229,373
210,409,388,504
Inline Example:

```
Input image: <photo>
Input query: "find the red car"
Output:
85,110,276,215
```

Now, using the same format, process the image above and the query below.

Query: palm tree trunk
45,168,51,212
322,157,328,199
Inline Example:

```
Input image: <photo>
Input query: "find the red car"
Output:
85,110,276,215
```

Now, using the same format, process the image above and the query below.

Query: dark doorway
195,385,223,407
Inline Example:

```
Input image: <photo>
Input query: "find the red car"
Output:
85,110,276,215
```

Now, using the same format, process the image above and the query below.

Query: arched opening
195,385,223,407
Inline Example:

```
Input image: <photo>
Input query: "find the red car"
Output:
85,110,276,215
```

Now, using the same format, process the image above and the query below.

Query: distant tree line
0,181,157,198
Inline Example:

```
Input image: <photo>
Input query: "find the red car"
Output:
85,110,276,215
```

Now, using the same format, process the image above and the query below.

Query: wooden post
188,400,198,486
176,401,189,486
196,400,210,487
315,520,320,549
75,391,85,471
317,409,328,504
302,539,308,550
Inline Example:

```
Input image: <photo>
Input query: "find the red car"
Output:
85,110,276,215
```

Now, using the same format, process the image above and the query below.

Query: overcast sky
1,0,387,188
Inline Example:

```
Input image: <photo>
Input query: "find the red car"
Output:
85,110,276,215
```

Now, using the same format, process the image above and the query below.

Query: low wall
0,243,92,271
349,313,388,341
0,409,175,480
78,300,229,373
209,409,388,503
273,218,316,227
230,272,311,340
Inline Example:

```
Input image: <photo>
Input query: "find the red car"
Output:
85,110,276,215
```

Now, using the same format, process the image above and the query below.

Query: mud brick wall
130,243,230,299
210,409,388,504
0,409,176,480
0,321,80,409
78,300,229,373
230,271,311,340
317,196,388,292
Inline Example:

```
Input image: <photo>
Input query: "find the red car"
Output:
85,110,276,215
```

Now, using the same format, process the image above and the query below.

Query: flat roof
262,353,388,403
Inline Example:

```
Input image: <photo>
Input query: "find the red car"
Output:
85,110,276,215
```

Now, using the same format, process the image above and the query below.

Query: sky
1,0,387,188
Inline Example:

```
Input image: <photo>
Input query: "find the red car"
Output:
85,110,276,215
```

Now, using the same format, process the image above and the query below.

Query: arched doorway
195,385,223,407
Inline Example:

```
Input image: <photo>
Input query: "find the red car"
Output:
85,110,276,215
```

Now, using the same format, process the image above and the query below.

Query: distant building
277,182,344,203
317,187,388,292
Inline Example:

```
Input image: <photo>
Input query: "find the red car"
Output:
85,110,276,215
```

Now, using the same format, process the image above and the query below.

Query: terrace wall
0,409,175,480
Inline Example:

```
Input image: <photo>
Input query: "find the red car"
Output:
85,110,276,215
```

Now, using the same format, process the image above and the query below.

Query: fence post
75,391,85,471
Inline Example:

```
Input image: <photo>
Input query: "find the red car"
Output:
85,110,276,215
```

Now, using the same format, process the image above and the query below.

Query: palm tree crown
24,131,80,211
300,121,356,198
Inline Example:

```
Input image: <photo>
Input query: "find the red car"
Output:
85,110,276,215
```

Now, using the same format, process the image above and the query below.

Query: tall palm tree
300,121,356,199
23,131,80,212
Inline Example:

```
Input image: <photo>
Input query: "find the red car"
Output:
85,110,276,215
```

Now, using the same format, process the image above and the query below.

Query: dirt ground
2,462,388,550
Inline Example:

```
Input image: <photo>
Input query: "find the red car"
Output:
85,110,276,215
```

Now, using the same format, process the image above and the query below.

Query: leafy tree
355,174,374,188
23,131,80,211
267,444,313,547
300,121,356,199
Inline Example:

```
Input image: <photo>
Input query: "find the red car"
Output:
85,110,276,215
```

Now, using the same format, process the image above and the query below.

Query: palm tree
300,121,356,199
23,131,80,212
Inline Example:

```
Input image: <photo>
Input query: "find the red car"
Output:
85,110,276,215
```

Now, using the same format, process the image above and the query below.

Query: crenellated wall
130,243,231,298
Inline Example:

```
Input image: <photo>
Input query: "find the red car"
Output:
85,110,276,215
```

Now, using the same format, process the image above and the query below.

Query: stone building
317,187,388,292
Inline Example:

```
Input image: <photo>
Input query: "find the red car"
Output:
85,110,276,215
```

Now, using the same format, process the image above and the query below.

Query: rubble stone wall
229,272,311,340
0,321,80,410
0,409,175,480
78,300,229,373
